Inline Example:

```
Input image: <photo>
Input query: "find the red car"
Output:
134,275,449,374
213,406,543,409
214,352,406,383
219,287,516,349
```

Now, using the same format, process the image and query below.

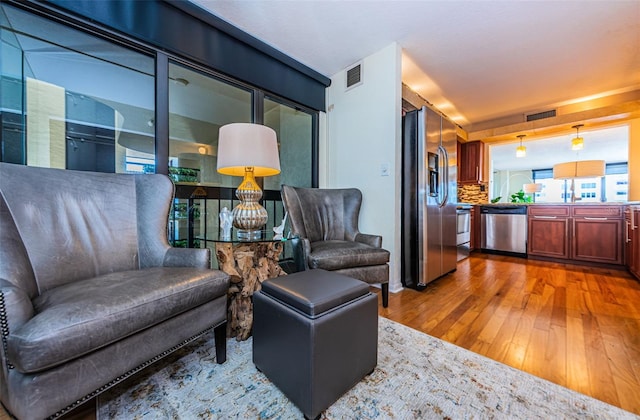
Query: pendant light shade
571,124,584,151
515,134,526,158
552,160,605,179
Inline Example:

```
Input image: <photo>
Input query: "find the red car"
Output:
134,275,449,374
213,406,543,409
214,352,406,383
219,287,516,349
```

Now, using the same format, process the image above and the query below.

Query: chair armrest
355,233,383,248
0,279,35,336
290,237,311,272
163,247,211,269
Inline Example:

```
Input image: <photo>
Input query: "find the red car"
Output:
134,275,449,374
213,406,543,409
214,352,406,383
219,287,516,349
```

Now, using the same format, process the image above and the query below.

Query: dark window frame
3,0,320,186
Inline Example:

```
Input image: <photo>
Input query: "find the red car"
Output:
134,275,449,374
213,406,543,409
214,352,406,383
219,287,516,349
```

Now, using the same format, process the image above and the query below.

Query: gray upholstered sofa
281,185,390,307
0,163,230,420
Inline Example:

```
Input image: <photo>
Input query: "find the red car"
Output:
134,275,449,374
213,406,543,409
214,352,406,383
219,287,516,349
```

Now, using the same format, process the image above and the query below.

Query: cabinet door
528,217,570,259
573,218,623,265
625,209,633,267
631,209,640,279
458,141,484,184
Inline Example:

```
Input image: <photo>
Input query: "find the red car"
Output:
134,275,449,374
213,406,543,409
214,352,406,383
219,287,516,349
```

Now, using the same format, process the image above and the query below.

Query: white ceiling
190,0,640,127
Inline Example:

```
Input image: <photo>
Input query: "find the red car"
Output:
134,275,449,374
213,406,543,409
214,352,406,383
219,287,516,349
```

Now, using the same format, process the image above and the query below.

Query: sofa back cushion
281,185,362,243
0,163,172,294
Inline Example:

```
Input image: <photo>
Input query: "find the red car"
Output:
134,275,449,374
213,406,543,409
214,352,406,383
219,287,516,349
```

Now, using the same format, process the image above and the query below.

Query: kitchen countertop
479,202,639,206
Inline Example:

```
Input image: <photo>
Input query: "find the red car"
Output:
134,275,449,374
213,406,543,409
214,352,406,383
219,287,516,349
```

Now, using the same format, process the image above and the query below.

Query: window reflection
168,62,251,187
263,97,313,190
532,164,628,203
0,3,155,172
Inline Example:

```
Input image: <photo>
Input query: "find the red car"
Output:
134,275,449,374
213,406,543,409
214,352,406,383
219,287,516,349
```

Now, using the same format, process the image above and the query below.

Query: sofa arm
355,233,383,248
0,280,34,340
163,247,211,269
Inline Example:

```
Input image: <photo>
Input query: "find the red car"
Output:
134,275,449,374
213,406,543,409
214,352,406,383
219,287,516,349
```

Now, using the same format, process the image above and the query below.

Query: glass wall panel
263,97,313,190
167,62,252,250
0,4,155,172
168,61,252,186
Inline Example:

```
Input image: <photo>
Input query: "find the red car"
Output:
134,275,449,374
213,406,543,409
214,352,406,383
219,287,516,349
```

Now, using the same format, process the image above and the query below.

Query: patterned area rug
98,317,635,419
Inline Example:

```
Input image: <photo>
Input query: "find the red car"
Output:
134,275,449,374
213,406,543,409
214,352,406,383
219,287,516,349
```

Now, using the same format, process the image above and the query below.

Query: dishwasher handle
480,206,527,215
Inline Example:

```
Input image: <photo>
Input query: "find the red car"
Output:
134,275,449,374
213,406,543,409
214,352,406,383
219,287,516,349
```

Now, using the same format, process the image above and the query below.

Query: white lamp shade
553,160,605,179
216,123,281,177
523,183,543,193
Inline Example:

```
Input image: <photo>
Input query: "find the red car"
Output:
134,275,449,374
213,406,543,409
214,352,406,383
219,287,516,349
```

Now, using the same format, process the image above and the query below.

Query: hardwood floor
374,252,640,415
3,252,638,418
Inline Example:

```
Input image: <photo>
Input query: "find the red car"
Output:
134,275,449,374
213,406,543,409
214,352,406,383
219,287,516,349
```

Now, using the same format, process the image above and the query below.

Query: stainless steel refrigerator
401,105,458,290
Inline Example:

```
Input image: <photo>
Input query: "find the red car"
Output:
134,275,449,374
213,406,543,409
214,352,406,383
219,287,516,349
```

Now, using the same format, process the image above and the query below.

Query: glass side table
211,230,288,341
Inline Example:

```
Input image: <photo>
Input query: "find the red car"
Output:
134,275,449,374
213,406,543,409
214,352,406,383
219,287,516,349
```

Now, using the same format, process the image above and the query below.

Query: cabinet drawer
571,206,622,218
528,205,570,217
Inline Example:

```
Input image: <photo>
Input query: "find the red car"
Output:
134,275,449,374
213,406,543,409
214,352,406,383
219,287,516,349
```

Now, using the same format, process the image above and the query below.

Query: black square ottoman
252,269,378,420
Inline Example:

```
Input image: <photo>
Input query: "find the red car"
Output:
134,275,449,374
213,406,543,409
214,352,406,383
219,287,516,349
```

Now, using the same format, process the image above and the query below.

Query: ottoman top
261,269,370,317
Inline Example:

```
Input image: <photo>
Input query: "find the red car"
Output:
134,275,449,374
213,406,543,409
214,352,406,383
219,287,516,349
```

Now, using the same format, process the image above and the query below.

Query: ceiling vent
345,62,363,90
525,109,556,122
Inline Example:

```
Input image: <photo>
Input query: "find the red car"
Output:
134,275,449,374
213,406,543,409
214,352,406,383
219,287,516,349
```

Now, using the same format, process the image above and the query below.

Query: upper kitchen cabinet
458,140,485,184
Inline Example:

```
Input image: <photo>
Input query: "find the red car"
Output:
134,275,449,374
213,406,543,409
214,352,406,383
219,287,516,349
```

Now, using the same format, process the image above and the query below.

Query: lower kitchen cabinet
528,206,570,259
528,205,624,266
572,218,623,264
529,218,570,259
572,206,623,265
626,206,640,279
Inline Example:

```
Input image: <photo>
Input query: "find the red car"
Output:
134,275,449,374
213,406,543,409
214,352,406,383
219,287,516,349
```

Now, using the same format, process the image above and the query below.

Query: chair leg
214,322,227,364
382,283,389,308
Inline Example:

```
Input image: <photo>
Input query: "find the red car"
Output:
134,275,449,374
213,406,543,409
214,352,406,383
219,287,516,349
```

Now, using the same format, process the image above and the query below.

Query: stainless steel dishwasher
480,205,528,256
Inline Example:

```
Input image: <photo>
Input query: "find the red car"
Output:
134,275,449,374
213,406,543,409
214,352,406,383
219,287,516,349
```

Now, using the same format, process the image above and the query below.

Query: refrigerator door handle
437,144,449,208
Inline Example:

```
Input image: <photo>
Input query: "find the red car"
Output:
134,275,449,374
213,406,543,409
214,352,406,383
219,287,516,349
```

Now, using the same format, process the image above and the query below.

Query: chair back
0,163,173,295
281,185,362,243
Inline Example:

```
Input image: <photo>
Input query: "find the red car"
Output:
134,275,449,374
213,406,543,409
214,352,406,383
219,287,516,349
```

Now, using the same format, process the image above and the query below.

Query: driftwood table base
215,241,286,341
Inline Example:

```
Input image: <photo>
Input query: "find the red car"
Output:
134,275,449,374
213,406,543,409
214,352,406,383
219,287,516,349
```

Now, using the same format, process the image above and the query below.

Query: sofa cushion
309,240,390,271
7,267,229,373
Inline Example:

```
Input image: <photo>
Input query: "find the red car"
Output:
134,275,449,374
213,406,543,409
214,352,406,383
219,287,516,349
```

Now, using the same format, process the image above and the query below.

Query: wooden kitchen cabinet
625,206,640,280
528,206,570,259
572,206,623,265
527,205,625,266
458,141,484,184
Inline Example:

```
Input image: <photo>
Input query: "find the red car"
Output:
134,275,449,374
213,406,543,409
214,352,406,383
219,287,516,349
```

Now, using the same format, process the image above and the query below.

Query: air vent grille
526,109,556,122
346,63,362,90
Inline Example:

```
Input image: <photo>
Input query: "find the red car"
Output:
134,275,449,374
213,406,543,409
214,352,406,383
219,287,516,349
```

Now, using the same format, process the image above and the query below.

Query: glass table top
206,230,292,244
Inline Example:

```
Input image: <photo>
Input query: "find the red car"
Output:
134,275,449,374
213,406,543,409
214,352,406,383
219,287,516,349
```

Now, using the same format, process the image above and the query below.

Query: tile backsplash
458,183,489,204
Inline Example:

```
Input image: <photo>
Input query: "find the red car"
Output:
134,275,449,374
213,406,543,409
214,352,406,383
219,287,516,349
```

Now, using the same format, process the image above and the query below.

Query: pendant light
516,134,526,158
571,124,584,151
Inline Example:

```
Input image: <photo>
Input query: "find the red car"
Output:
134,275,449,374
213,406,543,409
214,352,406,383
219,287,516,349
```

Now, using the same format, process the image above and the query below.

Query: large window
0,4,155,172
532,163,628,203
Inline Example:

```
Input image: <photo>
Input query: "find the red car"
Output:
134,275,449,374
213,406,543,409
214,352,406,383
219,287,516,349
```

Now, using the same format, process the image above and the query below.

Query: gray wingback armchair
281,185,390,307
0,163,230,420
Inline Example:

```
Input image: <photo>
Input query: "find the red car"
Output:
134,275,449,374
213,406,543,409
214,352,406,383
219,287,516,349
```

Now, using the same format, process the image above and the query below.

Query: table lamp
217,123,281,240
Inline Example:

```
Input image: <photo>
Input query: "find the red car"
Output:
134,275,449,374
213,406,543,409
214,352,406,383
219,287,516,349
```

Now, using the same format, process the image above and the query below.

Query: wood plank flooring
3,252,639,418
374,252,640,416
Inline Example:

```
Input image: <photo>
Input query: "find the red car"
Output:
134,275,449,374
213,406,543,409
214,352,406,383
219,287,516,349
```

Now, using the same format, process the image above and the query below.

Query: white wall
322,43,403,292
629,118,640,201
